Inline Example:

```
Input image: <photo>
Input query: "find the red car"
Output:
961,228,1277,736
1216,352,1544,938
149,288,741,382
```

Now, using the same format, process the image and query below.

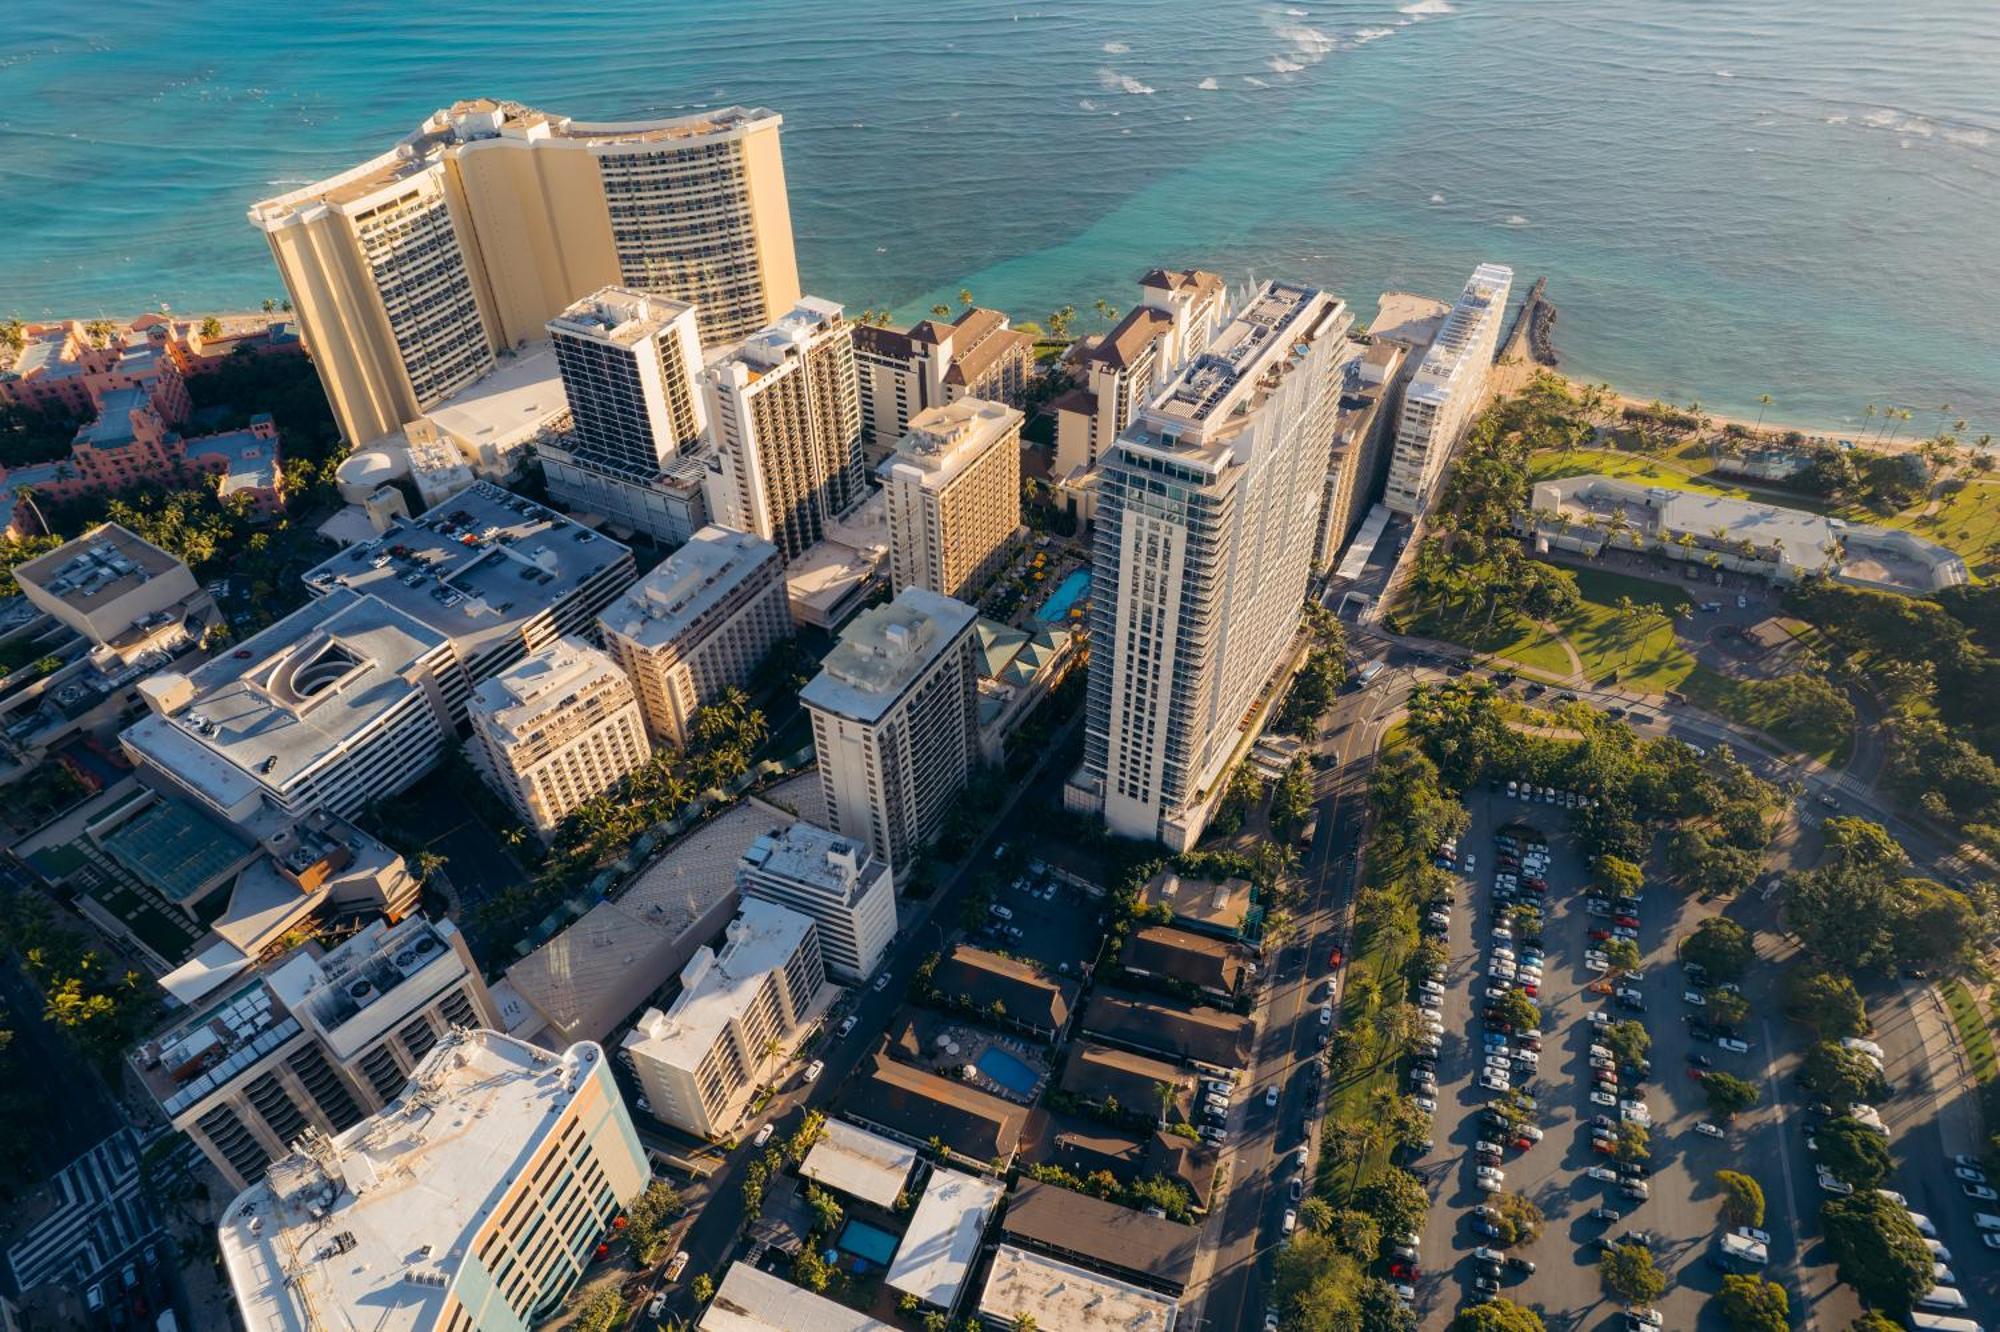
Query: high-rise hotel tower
249,100,798,445
1069,281,1353,849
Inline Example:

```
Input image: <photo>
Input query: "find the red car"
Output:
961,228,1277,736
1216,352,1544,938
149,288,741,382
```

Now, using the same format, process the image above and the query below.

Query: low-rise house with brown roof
928,945,1078,1040
1119,924,1253,1002
852,308,1036,463
1052,269,1227,479
841,1054,1028,1171
999,1178,1200,1294
1079,988,1253,1071
1057,1041,1194,1124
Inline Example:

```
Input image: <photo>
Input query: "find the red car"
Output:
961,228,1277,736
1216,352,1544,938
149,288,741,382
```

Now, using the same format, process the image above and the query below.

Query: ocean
4,0,1997,435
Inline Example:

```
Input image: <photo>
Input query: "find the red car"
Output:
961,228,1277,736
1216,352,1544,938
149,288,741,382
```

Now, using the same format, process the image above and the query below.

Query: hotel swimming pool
975,1045,1040,1096
837,1218,899,1266
1035,568,1090,624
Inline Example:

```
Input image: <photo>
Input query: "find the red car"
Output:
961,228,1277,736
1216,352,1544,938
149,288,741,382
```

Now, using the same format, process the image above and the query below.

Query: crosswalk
6,1128,165,1296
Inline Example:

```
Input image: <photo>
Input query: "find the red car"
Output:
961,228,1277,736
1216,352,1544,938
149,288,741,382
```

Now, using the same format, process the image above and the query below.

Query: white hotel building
739,821,898,982
620,899,831,1138
1383,262,1513,516
1070,281,1353,849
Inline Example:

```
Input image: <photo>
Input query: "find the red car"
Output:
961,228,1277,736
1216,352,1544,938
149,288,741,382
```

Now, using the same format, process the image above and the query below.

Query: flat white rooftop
549,287,695,348
417,343,567,453
799,586,975,724
621,898,816,1071
217,1030,603,1332
600,525,781,651
797,1118,918,1209
701,1263,897,1332
301,481,631,663
740,821,884,907
880,398,1022,489
977,1244,1179,1332
885,1168,1003,1308
469,635,627,739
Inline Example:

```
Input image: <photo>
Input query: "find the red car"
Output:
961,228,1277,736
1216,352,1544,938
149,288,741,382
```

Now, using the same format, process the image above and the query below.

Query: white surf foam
1097,67,1156,94
1103,41,1130,54
1197,76,1220,91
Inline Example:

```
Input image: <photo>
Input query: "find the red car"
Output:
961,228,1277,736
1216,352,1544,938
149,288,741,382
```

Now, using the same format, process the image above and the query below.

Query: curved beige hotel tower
250,99,799,446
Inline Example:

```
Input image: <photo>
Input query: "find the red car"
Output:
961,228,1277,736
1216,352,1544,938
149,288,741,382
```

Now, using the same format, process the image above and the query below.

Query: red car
1329,946,1344,968
1592,1139,1615,1154
1615,914,1640,928
1389,1260,1417,1279
1514,1136,1534,1151
1521,982,1539,997
1687,1067,1706,1081
1589,928,1611,941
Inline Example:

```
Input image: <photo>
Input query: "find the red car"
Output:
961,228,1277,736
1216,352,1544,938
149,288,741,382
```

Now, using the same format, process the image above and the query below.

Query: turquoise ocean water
4,0,1997,434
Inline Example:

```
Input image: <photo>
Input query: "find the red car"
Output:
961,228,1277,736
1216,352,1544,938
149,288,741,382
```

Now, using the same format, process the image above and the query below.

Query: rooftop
217,1031,608,1332
1079,988,1253,1069
933,947,1077,1033
468,635,629,738
78,387,151,447
700,1263,897,1332
15,523,187,611
885,1168,1004,1308
251,101,781,228
741,821,885,908
1139,268,1226,300
1133,281,1341,453
1138,869,1252,934
880,398,1023,488
843,1054,1029,1162
193,421,281,495
797,1118,918,1209
120,589,449,809
979,1245,1180,1332
1406,264,1512,408
800,586,976,724
936,309,1032,389
1367,290,1455,349
710,297,847,379
600,525,782,651
94,791,254,905
1085,307,1174,372
621,899,819,1071
1000,1178,1200,1291
549,287,696,348
414,343,567,454
1057,1041,1194,1110
1120,924,1249,994
301,481,631,661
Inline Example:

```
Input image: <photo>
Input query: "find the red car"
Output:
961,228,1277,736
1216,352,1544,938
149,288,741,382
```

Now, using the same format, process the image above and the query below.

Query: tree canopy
1714,1170,1765,1227
1598,1242,1667,1304
1451,1301,1545,1332
1715,1274,1789,1332
1822,1191,1933,1312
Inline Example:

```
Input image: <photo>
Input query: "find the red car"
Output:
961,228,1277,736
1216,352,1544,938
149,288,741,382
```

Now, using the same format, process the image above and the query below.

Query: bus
1906,1312,1983,1332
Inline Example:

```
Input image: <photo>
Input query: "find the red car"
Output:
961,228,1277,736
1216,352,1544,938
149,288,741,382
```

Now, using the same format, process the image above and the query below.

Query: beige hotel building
249,99,799,446
466,636,652,837
880,397,1024,604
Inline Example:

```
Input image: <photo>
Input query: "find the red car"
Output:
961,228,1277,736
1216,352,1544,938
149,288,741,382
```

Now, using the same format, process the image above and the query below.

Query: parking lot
1407,781,1817,1329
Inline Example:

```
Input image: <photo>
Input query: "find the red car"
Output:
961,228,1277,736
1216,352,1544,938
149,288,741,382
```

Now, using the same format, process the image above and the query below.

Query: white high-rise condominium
541,287,715,544
1069,281,1352,849
702,298,866,562
466,636,651,836
801,587,979,875
739,821,898,981
597,525,792,746
880,397,1024,602
1383,263,1513,516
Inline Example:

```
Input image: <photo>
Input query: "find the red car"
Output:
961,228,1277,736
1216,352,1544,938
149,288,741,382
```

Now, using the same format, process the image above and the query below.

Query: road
1194,665,1420,1331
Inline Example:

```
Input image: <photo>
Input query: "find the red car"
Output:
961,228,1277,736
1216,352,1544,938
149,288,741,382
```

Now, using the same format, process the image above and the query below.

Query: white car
666,1250,690,1282
874,972,892,991
1283,1209,1297,1235
1419,980,1445,996
1464,854,1478,872
1414,1095,1437,1113
1585,956,1610,973
1590,1055,1617,1072
1694,1121,1726,1139
1320,1005,1334,1027
1953,1166,1988,1184
1476,1165,1506,1184
1984,1234,2000,1250
1482,1072,1513,1092
1516,1123,1544,1142
1816,1171,1854,1196
753,1123,776,1147
1513,1049,1540,1066
1589,1010,1612,1026
1419,993,1443,1011
1718,1037,1750,1054
1266,1086,1281,1108
1587,1166,1619,1182
1963,1183,1999,1202
1682,990,1706,1006
1738,1226,1773,1245
1590,1090,1618,1107
1878,1188,1908,1206
1629,1309,1663,1329
1906,1211,1938,1239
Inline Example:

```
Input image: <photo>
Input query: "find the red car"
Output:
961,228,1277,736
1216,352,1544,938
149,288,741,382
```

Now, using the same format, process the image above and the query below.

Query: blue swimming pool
976,1045,1040,1096
1035,568,1091,624
838,1219,900,1265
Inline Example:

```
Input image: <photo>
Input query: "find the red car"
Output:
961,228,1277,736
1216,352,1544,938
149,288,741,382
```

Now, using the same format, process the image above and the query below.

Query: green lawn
1529,446,1758,500
1877,479,2000,578
1552,567,1698,694
1942,978,1998,1085
1399,597,1575,679
1677,664,1854,766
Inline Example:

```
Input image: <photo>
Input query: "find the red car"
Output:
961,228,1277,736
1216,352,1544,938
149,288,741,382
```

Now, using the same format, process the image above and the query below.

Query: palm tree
1754,393,1773,434
1153,1080,1177,1126
958,288,974,310
412,849,447,883
12,484,47,535
0,318,24,353
929,304,952,319
1094,298,1118,323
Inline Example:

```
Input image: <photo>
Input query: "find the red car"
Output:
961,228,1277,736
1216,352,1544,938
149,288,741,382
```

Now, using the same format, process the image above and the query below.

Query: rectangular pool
976,1045,1040,1096
1034,568,1091,624
838,1218,900,1265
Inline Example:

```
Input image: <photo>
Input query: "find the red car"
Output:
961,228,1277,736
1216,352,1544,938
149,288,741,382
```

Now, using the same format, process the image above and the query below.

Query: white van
1916,1288,1970,1313
1905,1314,1983,1332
